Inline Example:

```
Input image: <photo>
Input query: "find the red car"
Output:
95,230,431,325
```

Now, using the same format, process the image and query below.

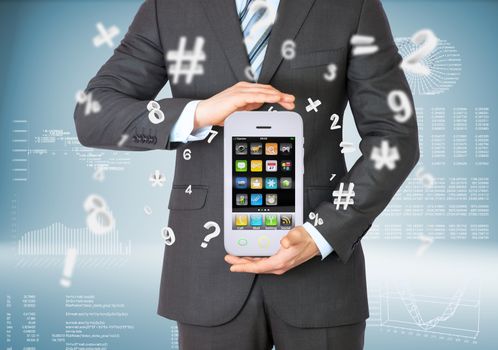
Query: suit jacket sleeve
305,0,420,263
74,0,192,151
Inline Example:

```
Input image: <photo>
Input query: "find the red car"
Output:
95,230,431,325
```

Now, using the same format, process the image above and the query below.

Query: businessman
74,0,419,348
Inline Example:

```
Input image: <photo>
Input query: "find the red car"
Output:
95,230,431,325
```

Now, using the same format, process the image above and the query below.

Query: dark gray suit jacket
74,0,419,328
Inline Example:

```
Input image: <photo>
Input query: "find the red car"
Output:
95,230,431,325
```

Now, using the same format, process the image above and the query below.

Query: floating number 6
183,148,191,160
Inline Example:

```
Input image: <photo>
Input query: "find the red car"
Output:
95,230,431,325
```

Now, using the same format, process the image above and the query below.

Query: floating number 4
185,185,192,195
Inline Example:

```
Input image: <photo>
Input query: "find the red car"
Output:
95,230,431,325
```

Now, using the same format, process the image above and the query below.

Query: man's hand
225,226,321,275
193,82,295,129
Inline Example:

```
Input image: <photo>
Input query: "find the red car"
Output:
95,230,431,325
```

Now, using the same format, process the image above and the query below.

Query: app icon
280,214,293,227
280,177,292,189
280,160,292,171
251,193,263,206
235,142,248,155
250,142,263,155
235,177,248,189
280,143,292,154
265,177,278,189
251,160,263,172
250,177,263,189
265,143,278,155
236,193,248,206
250,214,263,227
265,160,278,172
265,214,278,226
235,214,248,226
265,193,278,206
235,160,247,172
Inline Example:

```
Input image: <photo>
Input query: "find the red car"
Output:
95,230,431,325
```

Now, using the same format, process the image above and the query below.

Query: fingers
231,82,295,107
227,252,287,274
280,229,301,249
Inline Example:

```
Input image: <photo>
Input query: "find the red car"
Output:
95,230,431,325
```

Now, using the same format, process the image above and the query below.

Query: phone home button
237,238,248,246
257,235,270,248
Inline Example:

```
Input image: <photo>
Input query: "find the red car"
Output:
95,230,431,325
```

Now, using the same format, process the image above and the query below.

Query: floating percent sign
75,90,101,116
308,212,324,226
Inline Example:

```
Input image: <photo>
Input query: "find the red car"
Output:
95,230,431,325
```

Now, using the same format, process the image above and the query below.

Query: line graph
17,222,131,256
379,282,480,340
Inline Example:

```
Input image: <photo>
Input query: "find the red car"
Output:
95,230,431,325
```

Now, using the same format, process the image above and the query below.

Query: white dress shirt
168,0,333,260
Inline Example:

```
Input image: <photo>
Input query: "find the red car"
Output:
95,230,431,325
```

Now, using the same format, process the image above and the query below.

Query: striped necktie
239,0,276,81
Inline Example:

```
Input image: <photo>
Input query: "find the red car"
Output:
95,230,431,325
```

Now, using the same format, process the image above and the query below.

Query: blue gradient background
0,0,497,349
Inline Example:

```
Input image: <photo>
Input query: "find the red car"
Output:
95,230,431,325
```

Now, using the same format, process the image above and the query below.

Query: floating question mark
201,221,221,248
244,0,277,47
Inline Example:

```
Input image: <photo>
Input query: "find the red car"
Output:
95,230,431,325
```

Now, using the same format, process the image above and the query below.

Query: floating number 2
330,114,341,130
400,29,438,76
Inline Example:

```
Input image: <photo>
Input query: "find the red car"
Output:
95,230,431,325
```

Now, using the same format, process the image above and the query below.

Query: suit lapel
258,0,317,84
198,0,250,82
199,0,317,84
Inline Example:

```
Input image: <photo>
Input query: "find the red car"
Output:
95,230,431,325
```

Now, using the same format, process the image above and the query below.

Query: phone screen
231,136,295,230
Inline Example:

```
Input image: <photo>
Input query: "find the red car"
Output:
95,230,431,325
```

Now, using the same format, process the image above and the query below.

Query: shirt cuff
302,222,334,260
169,100,212,143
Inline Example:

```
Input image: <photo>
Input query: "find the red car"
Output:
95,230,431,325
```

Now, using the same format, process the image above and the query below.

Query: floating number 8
147,100,165,124
83,194,115,235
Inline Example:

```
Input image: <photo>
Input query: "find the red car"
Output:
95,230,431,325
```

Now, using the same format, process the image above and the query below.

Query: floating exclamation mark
60,248,78,288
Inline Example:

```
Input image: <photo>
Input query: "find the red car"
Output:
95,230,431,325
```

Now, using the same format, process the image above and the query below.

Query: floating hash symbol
149,170,166,187
370,140,400,170
332,183,355,210
166,36,206,84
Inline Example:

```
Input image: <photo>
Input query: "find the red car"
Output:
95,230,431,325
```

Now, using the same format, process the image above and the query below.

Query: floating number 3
400,29,438,76
324,64,337,81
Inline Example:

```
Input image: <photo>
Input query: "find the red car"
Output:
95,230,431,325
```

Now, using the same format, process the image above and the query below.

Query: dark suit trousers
177,275,366,350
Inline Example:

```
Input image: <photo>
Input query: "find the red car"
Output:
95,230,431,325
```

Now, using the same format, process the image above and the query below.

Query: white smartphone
224,111,304,256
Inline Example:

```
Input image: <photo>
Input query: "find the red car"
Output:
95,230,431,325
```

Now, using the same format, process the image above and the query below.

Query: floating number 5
400,29,438,76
